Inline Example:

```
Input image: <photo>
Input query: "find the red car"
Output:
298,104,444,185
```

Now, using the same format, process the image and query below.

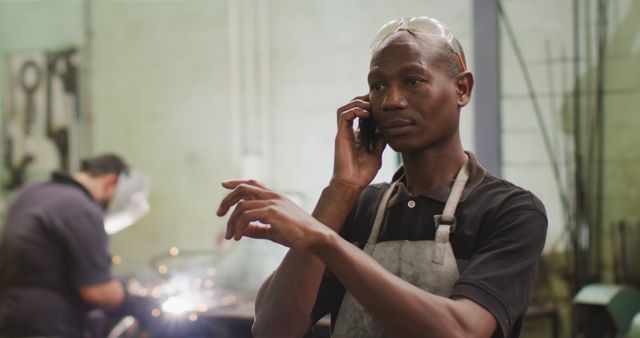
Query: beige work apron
331,157,470,338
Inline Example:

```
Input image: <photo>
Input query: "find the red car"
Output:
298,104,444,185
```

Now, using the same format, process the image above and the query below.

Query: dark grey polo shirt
0,172,112,338
311,152,547,338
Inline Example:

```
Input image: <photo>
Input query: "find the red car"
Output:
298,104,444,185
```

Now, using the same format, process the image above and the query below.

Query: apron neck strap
366,153,471,246
366,182,397,246
439,154,470,225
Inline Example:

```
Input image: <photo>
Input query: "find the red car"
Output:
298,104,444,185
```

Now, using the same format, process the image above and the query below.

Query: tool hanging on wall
2,48,81,190
3,59,43,189
46,48,78,171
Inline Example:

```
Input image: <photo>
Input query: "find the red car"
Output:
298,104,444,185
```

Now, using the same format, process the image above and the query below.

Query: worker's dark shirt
311,152,548,338
0,172,112,338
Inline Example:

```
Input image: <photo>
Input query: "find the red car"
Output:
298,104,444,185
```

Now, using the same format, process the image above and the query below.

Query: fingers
241,223,273,241
352,94,369,102
338,107,370,128
217,182,275,217
336,95,370,125
225,199,271,239
229,205,274,240
221,179,267,190
335,106,372,158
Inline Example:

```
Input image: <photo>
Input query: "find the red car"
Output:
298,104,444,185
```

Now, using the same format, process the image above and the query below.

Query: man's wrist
312,177,365,232
327,176,367,196
308,225,340,258
319,179,363,216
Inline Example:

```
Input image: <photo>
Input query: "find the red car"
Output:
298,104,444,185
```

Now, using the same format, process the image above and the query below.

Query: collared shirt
374,151,487,246
388,151,486,205
311,152,547,338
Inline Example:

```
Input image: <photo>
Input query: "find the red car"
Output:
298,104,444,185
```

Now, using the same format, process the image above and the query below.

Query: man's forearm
79,279,125,311
253,182,362,337
308,231,496,338
252,249,326,337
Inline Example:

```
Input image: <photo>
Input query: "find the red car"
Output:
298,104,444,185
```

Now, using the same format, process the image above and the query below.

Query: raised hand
333,95,386,190
216,179,330,250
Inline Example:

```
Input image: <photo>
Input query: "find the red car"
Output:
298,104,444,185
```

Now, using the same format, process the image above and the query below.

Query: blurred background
0,0,638,337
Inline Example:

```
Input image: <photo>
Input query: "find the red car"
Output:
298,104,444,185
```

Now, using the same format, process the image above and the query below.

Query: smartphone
359,116,378,154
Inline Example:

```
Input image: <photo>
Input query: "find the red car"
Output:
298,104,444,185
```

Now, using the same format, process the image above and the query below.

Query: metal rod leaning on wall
584,0,597,279
593,0,609,280
496,1,571,230
544,40,560,161
82,0,93,157
572,0,586,295
542,38,581,284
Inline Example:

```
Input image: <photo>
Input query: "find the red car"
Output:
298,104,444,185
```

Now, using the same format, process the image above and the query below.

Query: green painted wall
599,0,640,281
500,1,640,336
0,0,234,274
0,1,85,219
90,1,233,274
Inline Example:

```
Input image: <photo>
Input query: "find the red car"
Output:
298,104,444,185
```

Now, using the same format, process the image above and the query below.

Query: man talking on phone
217,16,547,338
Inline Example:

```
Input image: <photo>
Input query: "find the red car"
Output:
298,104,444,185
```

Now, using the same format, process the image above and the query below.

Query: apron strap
433,224,452,265
366,154,469,260
365,182,398,252
433,154,470,265
439,154,470,225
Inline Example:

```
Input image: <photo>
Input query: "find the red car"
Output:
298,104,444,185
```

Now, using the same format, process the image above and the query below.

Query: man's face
367,31,463,154
97,174,119,208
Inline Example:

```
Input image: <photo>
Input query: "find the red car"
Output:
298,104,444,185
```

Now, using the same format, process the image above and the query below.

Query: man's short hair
79,154,129,177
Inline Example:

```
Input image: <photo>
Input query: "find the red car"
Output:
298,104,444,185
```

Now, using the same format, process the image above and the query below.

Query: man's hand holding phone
332,94,386,191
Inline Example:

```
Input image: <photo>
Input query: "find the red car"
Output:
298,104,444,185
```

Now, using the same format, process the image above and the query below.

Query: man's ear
455,71,474,107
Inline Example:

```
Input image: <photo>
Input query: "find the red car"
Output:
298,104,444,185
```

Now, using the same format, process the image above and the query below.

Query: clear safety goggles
370,16,467,72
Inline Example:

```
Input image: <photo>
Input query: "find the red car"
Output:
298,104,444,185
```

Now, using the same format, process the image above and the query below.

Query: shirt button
407,200,416,208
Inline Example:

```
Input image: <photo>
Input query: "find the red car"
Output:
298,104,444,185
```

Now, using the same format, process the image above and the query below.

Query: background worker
0,154,152,338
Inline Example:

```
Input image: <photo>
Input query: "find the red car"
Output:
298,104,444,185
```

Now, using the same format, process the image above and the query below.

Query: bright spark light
161,296,191,315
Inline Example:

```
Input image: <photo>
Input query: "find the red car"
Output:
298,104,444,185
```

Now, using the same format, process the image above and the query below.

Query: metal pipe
594,0,609,278
82,0,94,157
572,0,584,293
228,0,241,176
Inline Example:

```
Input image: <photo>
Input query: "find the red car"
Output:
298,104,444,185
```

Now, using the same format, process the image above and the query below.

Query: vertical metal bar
242,2,257,155
82,0,93,158
258,0,272,184
583,0,597,279
594,0,608,279
473,0,501,176
572,0,585,294
228,0,241,176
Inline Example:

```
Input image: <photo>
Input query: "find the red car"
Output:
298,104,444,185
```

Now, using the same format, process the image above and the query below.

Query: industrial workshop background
0,0,638,337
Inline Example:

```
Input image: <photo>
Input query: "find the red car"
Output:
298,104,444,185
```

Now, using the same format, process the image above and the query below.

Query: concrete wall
500,0,576,255
500,1,640,335
0,1,85,217
500,0,640,275
89,1,234,273
597,0,640,279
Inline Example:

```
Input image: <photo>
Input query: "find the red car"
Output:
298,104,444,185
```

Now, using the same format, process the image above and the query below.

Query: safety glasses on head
370,16,467,72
